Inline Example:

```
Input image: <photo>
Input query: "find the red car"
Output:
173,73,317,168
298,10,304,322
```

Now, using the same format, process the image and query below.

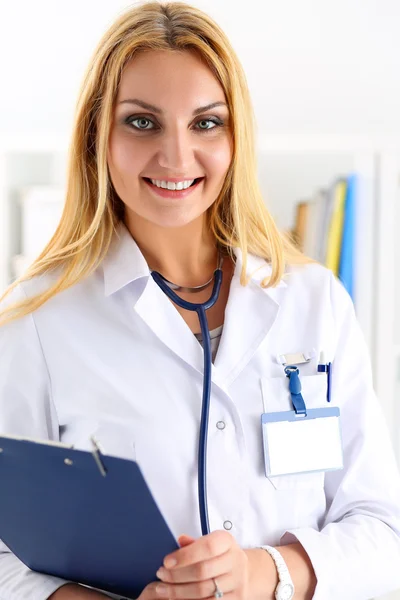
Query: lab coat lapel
134,277,205,376
102,222,204,376
102,224,287,386
213,250,287,387
133,252,287,388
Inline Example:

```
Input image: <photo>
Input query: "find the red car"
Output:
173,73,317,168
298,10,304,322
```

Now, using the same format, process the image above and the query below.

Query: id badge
261,407,344,478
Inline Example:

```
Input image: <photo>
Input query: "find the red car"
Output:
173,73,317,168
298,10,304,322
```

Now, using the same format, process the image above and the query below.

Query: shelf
257,133,400,153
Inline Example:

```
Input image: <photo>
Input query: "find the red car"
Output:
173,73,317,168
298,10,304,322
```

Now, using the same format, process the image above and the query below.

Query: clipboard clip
90,436,107,477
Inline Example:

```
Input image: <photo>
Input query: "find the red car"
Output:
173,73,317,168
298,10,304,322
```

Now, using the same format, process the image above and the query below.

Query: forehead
116,50,226,110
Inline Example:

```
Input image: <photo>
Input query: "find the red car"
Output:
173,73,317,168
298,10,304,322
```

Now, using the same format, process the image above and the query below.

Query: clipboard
0,434,179,599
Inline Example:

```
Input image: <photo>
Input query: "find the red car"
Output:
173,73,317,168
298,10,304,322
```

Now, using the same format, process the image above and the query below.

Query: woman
1,2,400,599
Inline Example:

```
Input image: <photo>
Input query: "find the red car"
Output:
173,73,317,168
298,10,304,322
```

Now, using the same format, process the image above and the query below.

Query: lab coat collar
101,222,287,388
102,220,287,296
212,248,287,386
102,222,151,297
232,247,288,290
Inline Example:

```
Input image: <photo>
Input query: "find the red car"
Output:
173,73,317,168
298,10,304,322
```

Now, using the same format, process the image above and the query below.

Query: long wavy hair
0,0,314,327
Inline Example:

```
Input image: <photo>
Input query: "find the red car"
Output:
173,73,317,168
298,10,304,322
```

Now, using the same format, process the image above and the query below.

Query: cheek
108,132,143,179
203,137,232,179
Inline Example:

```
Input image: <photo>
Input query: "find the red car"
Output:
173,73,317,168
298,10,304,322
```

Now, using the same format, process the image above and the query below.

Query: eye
196,118,222,131
125,115,224,133
127,116,155,130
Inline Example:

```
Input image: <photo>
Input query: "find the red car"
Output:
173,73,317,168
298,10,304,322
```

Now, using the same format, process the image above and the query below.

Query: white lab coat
0,221,400,600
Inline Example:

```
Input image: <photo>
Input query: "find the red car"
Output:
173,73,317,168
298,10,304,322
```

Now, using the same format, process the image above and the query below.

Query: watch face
279,582,295,600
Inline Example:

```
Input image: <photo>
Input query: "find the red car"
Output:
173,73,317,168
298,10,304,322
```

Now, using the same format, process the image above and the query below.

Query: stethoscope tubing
151,267,223,536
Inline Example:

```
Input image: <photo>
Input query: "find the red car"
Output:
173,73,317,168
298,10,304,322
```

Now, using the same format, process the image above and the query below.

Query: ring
212,578,224,599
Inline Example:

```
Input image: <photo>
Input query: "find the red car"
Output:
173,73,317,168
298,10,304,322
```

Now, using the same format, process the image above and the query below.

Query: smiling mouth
143,177,204,188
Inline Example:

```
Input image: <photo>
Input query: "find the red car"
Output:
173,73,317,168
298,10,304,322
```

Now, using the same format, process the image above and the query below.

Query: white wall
1,0,400,139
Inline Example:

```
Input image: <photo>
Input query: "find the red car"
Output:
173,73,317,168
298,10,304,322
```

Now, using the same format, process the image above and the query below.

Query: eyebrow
118,98,228,116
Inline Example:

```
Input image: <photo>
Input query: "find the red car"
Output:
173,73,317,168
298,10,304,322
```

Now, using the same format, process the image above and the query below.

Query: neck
124,211,218,287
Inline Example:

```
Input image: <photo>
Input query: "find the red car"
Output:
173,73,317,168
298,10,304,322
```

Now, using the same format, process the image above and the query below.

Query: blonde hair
0,0,314,327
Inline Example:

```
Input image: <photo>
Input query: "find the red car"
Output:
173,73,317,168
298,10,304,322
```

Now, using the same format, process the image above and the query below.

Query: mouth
142,177,205,199
143,177,204,187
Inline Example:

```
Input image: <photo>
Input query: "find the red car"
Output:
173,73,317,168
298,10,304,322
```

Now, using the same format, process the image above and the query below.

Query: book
339,174,357,299
325,178,348,276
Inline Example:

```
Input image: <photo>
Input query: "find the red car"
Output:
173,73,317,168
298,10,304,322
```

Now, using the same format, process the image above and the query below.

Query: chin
150,213,203,229
131,204,211,229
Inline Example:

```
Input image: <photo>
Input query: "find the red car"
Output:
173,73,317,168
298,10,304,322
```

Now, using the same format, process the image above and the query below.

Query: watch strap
259,545,294,595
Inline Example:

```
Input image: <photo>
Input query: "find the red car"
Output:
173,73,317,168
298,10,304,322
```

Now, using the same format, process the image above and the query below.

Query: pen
326,362,332,403
318,351,332,403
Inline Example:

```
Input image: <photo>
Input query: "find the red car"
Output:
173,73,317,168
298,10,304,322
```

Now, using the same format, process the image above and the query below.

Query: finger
178,534,196,547
155,571,235,599
156,535,196,583
141,581,163,600
156,534,195,582
163,530,233,570
157,549,232,584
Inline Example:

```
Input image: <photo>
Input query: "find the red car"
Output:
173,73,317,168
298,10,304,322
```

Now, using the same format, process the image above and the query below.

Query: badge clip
284,365,307,416
278,349,317,366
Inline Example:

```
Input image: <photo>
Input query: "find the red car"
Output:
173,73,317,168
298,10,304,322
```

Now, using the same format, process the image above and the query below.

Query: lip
145,177,201,183
143,177,204,199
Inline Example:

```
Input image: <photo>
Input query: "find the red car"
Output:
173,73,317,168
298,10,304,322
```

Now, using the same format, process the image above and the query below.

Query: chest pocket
260,373,328,491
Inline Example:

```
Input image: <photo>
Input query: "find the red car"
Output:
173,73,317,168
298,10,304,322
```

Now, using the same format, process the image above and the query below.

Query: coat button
216,421,226,430
223,520,233,530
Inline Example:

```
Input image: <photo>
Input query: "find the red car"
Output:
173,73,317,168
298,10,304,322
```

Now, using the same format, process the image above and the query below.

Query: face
107,50,233,229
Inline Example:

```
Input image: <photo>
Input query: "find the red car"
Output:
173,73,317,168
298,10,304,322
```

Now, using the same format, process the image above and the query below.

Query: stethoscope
151,255,224,536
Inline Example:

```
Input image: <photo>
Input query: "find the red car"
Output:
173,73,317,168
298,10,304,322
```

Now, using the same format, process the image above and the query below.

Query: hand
154,530,251,599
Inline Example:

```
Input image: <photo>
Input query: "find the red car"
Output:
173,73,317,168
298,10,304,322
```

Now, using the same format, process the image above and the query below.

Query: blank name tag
261,407,344,477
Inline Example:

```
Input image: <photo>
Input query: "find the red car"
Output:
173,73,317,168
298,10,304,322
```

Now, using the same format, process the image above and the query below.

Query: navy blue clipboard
0,435,179,599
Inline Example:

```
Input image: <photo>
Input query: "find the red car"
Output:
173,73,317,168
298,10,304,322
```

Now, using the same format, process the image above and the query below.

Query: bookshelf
0,135,68,291
256,141,376,351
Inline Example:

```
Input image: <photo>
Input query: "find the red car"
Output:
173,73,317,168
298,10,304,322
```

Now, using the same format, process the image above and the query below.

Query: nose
157,125,196,173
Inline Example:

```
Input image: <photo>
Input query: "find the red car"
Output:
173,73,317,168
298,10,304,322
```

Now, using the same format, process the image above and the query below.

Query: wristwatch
259,545,295,600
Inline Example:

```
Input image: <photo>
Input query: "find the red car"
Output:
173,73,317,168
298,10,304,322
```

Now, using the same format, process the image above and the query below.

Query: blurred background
0,1,399,597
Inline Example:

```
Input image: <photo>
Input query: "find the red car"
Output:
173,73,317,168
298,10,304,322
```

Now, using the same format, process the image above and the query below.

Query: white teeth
150,178,195,190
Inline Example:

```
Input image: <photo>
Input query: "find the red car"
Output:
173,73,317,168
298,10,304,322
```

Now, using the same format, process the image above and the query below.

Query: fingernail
156,584,168,596
164,557,177,568
156,567,167,579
